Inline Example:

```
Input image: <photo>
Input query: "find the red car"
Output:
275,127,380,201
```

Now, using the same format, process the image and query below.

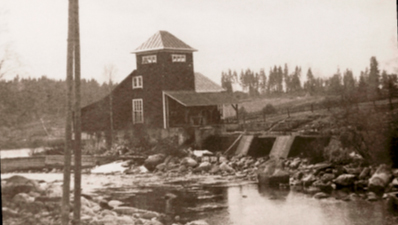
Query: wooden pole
73,0,82,223
62,0,75,224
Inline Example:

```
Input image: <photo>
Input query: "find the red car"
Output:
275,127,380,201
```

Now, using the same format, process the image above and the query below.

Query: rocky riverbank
3,135,398,224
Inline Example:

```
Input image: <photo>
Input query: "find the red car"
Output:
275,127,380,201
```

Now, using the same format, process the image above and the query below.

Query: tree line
0,75,115,129
221,56,398,103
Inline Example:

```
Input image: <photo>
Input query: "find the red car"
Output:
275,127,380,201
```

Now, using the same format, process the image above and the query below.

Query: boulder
2,175,42,198
289,158,301,169
313,180,333,193
368,164,393,194
267,169,290,186
100,209,118,218
344,167,362,176
359,167,371,180
12,193,35,204
302,174,316,187
219,162,235,173
144,154,166,171
367,191,379,201
321,173,335,183
194,162,212,173
334,174,356,186
312,162,332,172
181,157,198,168
314,192,330,199
209,164,220,174
392,169,398,178
156,163,167,171
354,180,369,191
258,158,289,186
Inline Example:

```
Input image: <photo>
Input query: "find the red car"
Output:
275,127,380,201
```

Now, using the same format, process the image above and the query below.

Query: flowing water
96,183,398,225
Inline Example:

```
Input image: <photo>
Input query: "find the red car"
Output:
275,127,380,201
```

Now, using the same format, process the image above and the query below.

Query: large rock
181,157,198,168
321,173,335,183
314,192,330,199
334,174,356,186
302,174,316,187
12,193,35,204
2,175,42,198
289,158,302,169
268,169,290,186
359,167,371,179
258,159,289,186
193,162,212,173
368,164,393,194
219,162,235,173
144,154,166,171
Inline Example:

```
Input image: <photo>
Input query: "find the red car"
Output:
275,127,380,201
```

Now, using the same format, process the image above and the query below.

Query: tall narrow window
132,99,144,124
172,54,186,62
142,55,157,64
133,76,143,89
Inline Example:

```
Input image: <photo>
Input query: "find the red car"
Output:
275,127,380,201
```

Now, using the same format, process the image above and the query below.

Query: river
2,173,397,225
97,183,397,225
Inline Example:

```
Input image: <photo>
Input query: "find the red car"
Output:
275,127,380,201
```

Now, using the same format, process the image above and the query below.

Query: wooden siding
136,51,195,128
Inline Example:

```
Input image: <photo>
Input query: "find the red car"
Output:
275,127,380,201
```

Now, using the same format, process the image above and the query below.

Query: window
172,54,186,62
132,99,144,124
132,76,143,89
142,55,157,64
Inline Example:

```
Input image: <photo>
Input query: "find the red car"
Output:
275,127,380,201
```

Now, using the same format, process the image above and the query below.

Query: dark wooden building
81,31,237,133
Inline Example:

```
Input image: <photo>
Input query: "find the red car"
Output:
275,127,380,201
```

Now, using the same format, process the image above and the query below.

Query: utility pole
73,0,82,223
61,0,75,224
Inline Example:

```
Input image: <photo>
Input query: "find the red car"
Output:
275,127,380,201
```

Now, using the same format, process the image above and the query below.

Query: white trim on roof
132,47,198,54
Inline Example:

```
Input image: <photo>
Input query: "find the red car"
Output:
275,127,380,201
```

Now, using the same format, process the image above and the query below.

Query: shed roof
164,91,238,107
195,72,225,92
133,31,197,53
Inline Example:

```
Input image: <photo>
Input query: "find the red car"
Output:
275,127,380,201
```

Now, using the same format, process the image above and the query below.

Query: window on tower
142,55,157,64
172,54,186,62
132,76,143,89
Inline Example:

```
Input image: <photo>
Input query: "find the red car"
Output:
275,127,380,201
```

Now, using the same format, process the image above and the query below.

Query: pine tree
368,56,380,104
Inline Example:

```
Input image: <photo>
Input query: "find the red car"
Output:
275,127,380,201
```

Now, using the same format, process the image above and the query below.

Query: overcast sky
1,0,397,84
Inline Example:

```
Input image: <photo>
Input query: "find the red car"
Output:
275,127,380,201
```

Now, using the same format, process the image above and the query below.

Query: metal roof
133,31,197,53
164,91,238,107
195,72,225,93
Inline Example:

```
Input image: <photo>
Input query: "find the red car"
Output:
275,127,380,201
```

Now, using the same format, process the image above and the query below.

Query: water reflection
207,184,391,225
100,183,396,225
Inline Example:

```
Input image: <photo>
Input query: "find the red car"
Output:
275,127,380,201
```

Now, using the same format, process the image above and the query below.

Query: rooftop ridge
132,31,197,53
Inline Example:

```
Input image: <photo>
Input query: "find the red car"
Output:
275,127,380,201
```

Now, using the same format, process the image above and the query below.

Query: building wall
134,51,195,128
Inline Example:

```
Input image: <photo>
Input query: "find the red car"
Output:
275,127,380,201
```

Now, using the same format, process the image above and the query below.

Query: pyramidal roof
133,31,197,53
